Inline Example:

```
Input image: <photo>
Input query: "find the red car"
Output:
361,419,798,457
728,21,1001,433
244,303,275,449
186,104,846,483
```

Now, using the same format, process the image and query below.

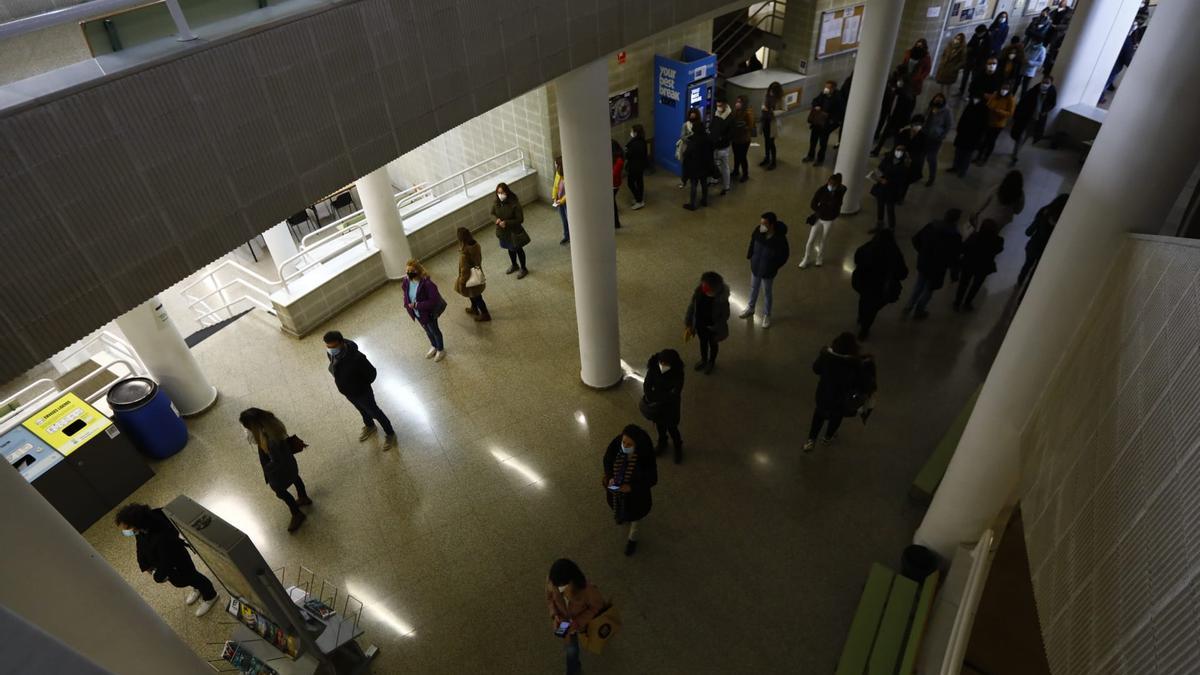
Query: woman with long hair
971,169,1025,233
759,81,784,169
454,227,490,322
545,558,606,674
239,408,310,532
684,271,731,374
402,258,447,361
492,182,530,278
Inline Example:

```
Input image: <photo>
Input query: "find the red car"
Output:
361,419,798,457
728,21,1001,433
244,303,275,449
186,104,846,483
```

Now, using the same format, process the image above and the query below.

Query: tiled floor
82,123,1079,673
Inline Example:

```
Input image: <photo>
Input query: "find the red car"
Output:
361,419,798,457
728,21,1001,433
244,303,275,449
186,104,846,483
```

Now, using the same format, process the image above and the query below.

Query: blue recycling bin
107,377,188,459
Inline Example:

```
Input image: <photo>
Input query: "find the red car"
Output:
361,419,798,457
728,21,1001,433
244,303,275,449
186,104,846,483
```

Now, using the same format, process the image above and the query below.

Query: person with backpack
323,330,396,450
240,407,311,532
402,259,448,362
115,502,220,617
681,118,714,210
603,424,658,555
642,349,684,463
851,229,909,340
904,209,965,319
804,332,875,452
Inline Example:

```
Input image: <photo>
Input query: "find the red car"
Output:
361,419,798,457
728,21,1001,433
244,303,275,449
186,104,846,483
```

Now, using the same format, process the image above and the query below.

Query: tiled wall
1018,236,1200,675
405,172,540,261
272,250,387,338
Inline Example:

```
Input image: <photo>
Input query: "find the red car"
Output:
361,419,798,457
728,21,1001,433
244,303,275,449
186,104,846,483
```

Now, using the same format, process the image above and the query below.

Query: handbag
579,603,622,655
465,266,485,288
511,226,532,249
805,213,819,226
432,297,448,319
286,435,308,454
674,138,685,161
638,396,661,422
808,108,830,128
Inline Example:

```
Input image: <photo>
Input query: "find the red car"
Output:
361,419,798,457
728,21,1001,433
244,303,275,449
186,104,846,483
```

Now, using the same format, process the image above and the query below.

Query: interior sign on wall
658,65,680,107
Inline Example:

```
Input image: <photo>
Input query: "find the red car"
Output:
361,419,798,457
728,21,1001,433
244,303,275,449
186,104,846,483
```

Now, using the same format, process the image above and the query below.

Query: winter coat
642,355,683,427
879,83,916,139
965,31,990,69
1011,84,1057,140
258,437,299,492
985,92,1016,129
852,235,909,303
685,283,731,342
808,91,842,130
1025,206,1058,257
960,229,1005,276
455,241,485,298
546,582,606,629
974,188,1025,230
328,340,376,397
911,221,964,289
611,156,624,189
936,41,967,85
603,433,657,522
988,20,1010,56
681,129,714,179
871,153,910,201
811,184,847,222
924,104,954,143
1022,42,1047,77
709,109,734,149
401,276,444,326
900,49,933,96
954,99,990,150
492,198,529,250
746,222,791,279
731,107,755,144
812,347,871,415
134,509,197,583
969,67,1003,97
1026,16,1053,44
624,136,648,174
998,46,1024,81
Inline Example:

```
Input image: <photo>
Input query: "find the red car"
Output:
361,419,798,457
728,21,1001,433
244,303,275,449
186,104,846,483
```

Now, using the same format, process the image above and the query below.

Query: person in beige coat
545,558,606,675
454,227,490,322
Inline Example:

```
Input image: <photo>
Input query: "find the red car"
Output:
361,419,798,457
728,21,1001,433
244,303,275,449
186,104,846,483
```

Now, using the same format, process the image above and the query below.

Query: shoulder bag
465,266,486,288
286,435,308,454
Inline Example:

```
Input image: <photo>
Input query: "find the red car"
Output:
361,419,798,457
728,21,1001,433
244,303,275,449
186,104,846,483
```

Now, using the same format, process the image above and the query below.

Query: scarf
610,449,638,524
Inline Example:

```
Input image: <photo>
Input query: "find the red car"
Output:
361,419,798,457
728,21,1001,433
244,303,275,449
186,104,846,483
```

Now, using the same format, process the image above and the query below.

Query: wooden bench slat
835,563,895,675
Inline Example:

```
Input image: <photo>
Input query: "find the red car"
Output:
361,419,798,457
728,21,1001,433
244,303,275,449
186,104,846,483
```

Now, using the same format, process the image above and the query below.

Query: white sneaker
738,307,754,319
425,347,437,359
762,316,772,329
434,350,446,362
195,596,218,617
185,589,200,606
798,260,810,269
815,259,824,267
631,201,646,210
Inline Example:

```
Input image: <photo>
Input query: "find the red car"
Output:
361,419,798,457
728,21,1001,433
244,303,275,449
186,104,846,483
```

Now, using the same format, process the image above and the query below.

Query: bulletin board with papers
947,0,1001,27
815,3,866,60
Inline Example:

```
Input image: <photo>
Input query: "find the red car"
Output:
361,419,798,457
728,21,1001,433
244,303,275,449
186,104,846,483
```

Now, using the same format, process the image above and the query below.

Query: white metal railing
181,260,281,326
0,0,197,42
938,529,996,675
56,330,148,376
279,222,371,285
0,358,141,428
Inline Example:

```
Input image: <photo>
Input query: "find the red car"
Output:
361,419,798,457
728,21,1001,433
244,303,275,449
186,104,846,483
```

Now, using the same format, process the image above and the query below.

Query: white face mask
986,64,998,73
620,444,634,455
758,224,768,233
1000,89,1010,96
121,529,136,537
658,363,670,373
894,150,904,159
556,584,568,593
823,88,831,94
630,130,636,138
827,184,836,191
497,192,507,201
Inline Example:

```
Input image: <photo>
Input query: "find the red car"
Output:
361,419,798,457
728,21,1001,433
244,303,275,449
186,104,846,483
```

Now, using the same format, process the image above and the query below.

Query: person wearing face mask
759,81,784,170
1018,193,1069,289
239,407,310,532
935,33,967,97
869,145,910,232
1010,76,1057,163
546,558,606,674
641,349,684,462
115,502,220,617
921,94,953,186
455,227,490,321
708,99,734,194
970,56,1003,98
624,124,648,209
804,332,875,452
961,25,991,97
904,209,964,320
988,12,1010,57
739,211,790,327
1019,37,1047,96
401,259,447,362
323,330,396,450
900,39,933,97
999,37,1025,83
803,81,841,166
977,83,1016,164
492,182,530,278
603,424,658,555
801,173,846,269
892,114,927,201
675,108,700,188
681,116,713,210
730,96,755,182
952,95,988,177
684,271,730,374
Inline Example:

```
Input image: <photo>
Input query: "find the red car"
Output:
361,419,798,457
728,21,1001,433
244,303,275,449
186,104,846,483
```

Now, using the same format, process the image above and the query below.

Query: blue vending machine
654,46,718,176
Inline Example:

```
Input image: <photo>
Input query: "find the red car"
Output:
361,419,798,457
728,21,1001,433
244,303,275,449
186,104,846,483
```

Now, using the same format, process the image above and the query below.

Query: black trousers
506,247,527,270
167,565,217,601
654,421,682,447
469,295,489,314
806,127,831,161
857,294,885,334
762,131,776,164
612,188,621,227
627,171,644,202
808,409,844,442
955,270,988,307
698,330,719,364
875,195,897,229
979,127,1003,160
273,477,308,514
732,142,750,176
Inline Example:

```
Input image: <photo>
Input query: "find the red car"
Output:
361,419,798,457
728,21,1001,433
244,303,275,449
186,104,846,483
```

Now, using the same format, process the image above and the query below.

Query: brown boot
464,307,477,315
474,312,492,322
287,511,306,533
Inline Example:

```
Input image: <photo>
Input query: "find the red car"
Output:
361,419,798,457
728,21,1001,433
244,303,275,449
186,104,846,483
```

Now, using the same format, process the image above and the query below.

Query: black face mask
407,271,419,279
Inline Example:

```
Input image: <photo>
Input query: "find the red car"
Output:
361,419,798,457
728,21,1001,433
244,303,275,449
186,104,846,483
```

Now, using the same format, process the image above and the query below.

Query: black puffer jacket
328,340,377,397
134,509,196,583
812,348,874,415
602,429,658,523
643,352,684,427
681,128,714,179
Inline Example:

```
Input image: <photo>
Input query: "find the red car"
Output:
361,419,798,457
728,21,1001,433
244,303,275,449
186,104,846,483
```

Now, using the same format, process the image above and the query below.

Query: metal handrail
714,2,784,59
0,0,196,42
939,529,996,675
55,330,148,376
0,359,139,427
279,222,371,284
181,259,281,326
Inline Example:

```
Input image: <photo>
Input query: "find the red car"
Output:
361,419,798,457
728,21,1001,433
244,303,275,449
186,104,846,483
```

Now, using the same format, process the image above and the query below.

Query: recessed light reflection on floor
728,292,748,314
753,452,772,466
202,493,270,554
574,410,588,428
489,447,546,487
343,582,417,638
841,259,855,275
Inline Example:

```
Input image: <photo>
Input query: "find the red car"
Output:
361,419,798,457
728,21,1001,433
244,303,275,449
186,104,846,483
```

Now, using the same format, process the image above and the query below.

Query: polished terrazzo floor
82,125,1080,673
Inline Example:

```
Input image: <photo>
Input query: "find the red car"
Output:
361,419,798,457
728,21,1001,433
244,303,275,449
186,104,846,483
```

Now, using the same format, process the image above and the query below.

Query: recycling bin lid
107,377,159,410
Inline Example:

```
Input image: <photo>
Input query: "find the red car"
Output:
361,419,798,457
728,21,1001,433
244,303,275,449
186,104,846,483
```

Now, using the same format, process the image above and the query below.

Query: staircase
714,1,787,79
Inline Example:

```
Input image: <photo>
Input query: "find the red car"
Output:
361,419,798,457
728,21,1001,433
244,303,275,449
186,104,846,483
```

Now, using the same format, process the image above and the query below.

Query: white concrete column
1050,0,1140,124
114,297,217,416
356,166,411,279
0,460,210,674
262,221,299,275
833,0,907,214
915,0,1200,559
555,59,622,389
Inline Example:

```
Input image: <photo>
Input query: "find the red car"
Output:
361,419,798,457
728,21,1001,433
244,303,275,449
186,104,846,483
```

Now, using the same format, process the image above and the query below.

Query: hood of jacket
714,105,731,120
328,339,361,373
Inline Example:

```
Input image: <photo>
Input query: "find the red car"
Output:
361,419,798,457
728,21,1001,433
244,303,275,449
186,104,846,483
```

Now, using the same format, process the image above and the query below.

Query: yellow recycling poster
22,392,112,456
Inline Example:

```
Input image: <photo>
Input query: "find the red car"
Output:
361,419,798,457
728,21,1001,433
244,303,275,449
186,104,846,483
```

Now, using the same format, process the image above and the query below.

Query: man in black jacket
708,99,734,195
904,209,964,319
324,330,396,450
1011,76,1058,162
115,503,219,617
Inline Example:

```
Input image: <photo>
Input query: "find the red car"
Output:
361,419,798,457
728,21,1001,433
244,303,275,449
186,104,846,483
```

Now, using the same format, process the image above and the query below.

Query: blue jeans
345,389,394,436
747,274,774,316
905,273,935,313
565,634,581,674
558,204,569,240
422,319,444,351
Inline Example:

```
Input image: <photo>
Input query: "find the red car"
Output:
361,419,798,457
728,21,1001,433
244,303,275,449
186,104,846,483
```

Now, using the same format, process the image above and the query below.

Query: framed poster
947,0,998,27
609,88,638,127
815,3,866,60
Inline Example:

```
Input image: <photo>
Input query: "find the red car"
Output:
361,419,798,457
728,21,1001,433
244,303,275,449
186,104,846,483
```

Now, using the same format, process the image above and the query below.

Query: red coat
611,157,624,188
901,49,933,96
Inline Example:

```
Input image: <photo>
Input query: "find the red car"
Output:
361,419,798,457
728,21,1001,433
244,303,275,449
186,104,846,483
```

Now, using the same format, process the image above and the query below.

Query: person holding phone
603,425,658,556
545,558,605,675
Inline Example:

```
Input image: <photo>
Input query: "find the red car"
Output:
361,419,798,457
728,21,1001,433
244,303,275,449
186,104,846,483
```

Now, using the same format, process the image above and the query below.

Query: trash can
901,544,939,582
107,377,188,459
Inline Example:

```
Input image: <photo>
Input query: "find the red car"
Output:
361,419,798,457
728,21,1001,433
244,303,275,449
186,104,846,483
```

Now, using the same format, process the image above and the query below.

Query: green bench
836,563,940,675
910,386,982,505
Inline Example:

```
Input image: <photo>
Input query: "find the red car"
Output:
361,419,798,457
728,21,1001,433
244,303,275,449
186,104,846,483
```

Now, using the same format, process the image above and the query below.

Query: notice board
947,0,1001,27
815,4,866,60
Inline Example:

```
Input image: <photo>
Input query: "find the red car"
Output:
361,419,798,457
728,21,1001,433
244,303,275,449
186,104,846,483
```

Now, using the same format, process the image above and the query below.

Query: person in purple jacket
401,259,447,362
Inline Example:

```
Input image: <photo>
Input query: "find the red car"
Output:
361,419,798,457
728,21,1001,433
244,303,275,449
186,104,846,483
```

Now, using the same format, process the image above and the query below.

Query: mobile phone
555,621,571,637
